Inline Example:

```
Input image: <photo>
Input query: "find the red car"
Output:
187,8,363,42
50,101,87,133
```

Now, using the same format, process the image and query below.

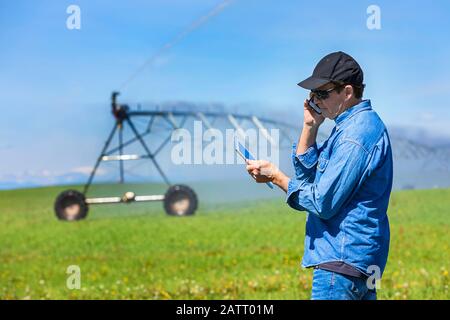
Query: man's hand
296,98,324,155
246,159,279,183
246,159,290,192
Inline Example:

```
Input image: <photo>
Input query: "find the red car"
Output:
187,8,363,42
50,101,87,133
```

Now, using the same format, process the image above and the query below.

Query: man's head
298,51,365,119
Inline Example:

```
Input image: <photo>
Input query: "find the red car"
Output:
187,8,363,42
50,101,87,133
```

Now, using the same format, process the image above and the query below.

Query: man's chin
321,112,331,119
322,112,335,120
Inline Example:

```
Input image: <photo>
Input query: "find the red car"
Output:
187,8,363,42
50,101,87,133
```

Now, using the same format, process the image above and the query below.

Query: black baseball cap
297,51,364,90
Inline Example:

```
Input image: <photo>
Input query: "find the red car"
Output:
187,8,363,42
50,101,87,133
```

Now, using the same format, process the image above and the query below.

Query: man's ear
345,85,353,99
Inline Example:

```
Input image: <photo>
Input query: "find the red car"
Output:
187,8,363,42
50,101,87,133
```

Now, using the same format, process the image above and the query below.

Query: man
246,51,393,300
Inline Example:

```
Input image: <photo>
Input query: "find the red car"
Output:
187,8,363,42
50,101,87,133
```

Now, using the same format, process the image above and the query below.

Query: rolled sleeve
285,178,307,211
292,142,319,182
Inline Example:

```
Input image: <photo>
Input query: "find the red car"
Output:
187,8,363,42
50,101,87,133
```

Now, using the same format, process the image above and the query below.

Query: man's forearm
272,170,290,193
296,125,319,155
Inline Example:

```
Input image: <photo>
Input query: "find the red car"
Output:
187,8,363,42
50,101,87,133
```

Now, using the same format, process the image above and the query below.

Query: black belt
314,261,367,279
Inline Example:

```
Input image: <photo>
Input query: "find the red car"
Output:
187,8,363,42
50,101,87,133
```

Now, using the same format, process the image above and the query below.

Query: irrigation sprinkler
53,92,299,220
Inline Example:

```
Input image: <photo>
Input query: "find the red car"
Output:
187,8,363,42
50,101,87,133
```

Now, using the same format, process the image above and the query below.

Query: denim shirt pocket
317,152,329,173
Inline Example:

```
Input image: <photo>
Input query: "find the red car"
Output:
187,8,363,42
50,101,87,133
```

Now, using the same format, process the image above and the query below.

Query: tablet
235,139,274,189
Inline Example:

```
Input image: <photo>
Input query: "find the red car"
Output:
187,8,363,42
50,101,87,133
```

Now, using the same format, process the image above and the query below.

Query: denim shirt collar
334,99,372,130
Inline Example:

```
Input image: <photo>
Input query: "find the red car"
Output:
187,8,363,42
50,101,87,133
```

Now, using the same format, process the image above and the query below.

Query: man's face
311,82,347,119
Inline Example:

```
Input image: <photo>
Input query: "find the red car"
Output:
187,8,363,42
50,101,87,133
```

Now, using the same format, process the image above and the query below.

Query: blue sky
1,0,450,187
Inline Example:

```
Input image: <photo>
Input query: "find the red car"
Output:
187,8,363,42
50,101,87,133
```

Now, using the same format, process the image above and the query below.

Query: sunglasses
311,84,343,100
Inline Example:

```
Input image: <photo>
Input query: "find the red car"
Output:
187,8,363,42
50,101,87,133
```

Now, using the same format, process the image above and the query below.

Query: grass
0,184,449,299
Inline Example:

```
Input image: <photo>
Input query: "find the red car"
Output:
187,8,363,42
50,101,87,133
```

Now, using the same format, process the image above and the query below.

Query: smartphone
234,139,274,190
307,98,322,115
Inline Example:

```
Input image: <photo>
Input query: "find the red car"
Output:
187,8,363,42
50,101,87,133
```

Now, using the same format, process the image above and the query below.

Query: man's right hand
296,98,324,155
303,98,325,129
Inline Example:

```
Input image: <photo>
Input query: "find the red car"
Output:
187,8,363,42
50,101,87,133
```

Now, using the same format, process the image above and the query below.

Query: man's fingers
304,102,314,113
247,167,259,172
246,162,261,171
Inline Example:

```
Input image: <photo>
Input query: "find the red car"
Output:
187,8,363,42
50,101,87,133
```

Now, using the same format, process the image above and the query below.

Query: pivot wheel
54,190,88,221
164,185,198,216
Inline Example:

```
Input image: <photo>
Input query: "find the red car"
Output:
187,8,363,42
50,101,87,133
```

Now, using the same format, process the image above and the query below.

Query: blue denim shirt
286,99,393,276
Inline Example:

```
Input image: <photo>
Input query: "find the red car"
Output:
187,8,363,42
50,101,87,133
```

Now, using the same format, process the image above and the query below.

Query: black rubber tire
54,190,88,221
163,184,198,216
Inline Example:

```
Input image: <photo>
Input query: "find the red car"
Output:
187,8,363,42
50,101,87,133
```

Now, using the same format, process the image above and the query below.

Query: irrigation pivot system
53,92,299,221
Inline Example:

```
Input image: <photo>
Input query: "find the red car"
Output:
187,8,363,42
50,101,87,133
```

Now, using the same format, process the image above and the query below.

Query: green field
0,184,449,300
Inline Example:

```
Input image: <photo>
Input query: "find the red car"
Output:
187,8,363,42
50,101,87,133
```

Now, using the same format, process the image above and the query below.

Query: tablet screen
236,140,255,160
234,139,274,190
